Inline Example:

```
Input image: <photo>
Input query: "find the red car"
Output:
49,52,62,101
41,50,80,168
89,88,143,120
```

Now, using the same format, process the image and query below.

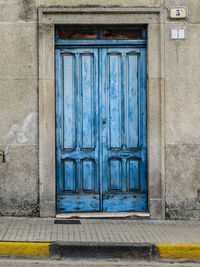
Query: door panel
101,48,147,211
126,53,139,149
56,48,100,212
107,53,122,150
63,54,76,150
80,53,95,150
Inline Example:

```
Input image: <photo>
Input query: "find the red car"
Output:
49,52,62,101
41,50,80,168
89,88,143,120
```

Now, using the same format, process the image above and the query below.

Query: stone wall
0,0,39,216
164,0,200,220
0,0,200,219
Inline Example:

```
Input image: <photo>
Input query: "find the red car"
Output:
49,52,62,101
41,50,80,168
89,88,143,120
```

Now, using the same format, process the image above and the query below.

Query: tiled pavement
0,217,200,244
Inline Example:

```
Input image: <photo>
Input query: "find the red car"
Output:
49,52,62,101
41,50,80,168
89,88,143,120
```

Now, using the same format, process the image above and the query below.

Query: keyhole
102,120,106,125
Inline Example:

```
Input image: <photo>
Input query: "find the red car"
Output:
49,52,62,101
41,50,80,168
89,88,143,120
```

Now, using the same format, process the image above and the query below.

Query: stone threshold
56,212,150,219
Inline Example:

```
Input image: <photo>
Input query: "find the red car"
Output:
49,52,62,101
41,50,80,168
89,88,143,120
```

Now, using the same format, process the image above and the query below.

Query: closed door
56,46,147,212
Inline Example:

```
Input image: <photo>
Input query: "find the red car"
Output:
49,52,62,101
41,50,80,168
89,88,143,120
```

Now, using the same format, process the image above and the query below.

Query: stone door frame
38,7,165,219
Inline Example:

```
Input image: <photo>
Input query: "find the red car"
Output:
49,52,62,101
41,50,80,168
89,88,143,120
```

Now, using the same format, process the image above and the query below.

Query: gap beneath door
56,212,150,219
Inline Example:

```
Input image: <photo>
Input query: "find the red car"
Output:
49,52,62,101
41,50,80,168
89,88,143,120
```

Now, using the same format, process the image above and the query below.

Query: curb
0,241,50,258
157,244,200,260
50,242,157,259
0,241,200,260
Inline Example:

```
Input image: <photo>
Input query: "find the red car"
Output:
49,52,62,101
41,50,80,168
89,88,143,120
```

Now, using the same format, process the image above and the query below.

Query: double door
56,46,147,212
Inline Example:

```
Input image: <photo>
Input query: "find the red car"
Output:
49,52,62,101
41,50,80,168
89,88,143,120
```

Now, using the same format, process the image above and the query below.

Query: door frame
38,7,165,219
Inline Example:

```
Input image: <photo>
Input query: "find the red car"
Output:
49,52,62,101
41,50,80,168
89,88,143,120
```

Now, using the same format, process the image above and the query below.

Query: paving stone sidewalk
0,217,200,244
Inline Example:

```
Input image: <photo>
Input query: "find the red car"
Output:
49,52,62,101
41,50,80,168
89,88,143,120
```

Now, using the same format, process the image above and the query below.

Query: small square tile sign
170,28,186,40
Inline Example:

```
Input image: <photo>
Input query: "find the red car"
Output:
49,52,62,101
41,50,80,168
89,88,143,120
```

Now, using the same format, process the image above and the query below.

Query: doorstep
56,211,150,219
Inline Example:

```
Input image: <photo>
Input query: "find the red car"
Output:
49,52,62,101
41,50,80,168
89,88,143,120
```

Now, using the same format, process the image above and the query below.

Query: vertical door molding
38,7,165,219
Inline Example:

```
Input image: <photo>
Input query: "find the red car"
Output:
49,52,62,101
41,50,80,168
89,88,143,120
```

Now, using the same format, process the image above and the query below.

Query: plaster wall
0,0,39,216
164,0,200,220
0,0,199,219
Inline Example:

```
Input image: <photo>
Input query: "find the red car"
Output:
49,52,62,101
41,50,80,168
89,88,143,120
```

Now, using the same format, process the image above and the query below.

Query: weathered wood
56,27,147,212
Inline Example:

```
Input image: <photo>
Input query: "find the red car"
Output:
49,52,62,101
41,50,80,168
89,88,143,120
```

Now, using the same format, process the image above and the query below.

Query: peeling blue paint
56,28,147,212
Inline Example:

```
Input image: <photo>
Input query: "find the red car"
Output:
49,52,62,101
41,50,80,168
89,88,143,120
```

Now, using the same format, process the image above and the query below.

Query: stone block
39,9,160,25
165,0,200,24
40,201,56,217
39,79,56,217
39,24,54,79
0,0,37,22
148,79,162,199
40,0,163,8
0,24,37,79
150,199,165,220
0,78,38,146
148,24,161,79
0,145,39,216
165,24,200,145
165,144,200,220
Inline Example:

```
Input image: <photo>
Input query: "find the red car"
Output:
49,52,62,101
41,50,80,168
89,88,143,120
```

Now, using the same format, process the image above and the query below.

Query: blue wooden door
56,46,147,212
101,48,147,211
56,48,100,212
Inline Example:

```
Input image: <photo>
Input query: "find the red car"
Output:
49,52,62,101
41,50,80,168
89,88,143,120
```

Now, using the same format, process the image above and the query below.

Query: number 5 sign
170,8,187,19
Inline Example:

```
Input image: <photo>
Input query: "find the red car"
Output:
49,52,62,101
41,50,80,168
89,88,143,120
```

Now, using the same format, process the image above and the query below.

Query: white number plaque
170,28,186,40
170,8,187,19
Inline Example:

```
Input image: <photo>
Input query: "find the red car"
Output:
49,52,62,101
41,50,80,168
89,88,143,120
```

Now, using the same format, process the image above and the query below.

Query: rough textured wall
164,0,200,220
0,0,200,219
0,0,39,216
38,0,200,220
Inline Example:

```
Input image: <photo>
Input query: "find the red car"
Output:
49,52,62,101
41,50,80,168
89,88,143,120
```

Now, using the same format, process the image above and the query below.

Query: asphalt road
0,259,200,267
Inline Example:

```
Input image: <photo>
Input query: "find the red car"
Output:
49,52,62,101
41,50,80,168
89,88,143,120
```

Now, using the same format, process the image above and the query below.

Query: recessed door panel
63,54,76,150
127,159,139,191
109,158,122,191
108,53,122,150
64,159,76,192
126,53,139,149
80,54,95,150
81,159,96,192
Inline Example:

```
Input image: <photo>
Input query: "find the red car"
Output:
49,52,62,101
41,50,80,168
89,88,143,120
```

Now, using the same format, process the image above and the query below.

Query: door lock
102,120,106,125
